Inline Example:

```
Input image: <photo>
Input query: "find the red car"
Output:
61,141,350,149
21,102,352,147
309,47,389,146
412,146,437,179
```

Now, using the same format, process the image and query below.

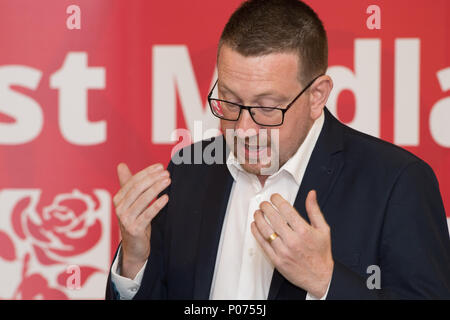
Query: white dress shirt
111,110,330,300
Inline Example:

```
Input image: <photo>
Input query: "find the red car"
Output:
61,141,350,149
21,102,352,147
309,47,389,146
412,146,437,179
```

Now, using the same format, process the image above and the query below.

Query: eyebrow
218,83,289,102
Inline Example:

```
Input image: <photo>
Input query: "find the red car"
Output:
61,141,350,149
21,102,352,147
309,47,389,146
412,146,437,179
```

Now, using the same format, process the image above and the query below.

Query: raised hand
113,163,170,279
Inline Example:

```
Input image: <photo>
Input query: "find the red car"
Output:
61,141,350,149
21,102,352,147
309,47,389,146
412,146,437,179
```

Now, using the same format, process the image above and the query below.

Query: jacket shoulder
340,122,430,173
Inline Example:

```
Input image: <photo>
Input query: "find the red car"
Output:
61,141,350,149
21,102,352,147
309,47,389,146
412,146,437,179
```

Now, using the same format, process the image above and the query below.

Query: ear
308,75,333,120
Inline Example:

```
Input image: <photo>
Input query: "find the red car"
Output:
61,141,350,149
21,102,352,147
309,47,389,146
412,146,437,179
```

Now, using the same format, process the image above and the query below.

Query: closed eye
258,107,279,114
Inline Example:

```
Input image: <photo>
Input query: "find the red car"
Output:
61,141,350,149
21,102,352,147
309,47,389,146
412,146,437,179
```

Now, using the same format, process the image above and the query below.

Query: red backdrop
0,0,448,299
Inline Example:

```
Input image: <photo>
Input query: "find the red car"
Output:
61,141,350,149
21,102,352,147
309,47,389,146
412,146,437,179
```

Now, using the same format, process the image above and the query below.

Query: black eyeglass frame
207,74,323,127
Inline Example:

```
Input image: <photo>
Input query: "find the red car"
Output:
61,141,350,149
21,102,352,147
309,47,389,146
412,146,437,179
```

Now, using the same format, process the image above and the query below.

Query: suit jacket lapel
268,107,345,300
193,138,234,299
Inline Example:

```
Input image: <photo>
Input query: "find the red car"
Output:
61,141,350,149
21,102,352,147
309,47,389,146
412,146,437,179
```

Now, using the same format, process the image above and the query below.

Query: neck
257,174,269,188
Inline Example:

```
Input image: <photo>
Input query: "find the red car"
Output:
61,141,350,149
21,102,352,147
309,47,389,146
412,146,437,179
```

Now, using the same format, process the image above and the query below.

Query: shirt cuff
110,245,147,300
305,276,332,300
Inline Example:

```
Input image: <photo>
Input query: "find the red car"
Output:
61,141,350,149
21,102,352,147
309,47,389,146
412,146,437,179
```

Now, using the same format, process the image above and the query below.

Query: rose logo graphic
12,190,102,265
0,189,111,299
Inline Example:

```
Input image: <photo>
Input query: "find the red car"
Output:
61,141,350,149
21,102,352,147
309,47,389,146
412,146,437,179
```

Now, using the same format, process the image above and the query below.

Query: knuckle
144,185,159,202
254,215,263,228
153,179,168,194
279,202,292,214
144,175,158,188
269,193,278,203
134,180,149,197
113,192,122,207
155,179,168,192
278,247,290,261
130,182,142,195
144,210,155,223
149,168,166,180
259,201,270,211
146,164,157,174
144,208,157,223
126,185,137,200
145,170,155,180
160,176,170,185
272,256,282,267
149,163,163,173
145,204,156,217
297,226,308,237
121,212,132,226
154,197,166,210
284,235,296,250
112,194,118,207
153,199,162,211
115,203,124,218
142,206,152,218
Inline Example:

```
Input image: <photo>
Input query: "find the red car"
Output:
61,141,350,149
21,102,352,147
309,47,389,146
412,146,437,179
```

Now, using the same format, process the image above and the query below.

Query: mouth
243,143,269,160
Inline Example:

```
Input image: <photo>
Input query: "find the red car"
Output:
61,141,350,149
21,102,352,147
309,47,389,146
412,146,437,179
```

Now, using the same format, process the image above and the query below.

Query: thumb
117,163,132,187
305,190,328,230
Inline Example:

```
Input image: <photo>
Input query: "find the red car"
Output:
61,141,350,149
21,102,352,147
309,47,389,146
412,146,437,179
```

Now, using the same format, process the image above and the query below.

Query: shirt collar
226,110,325,186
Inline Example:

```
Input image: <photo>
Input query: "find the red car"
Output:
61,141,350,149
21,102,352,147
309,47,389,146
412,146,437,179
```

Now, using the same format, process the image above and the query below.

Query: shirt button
255,195,262,202
130,287,137,292
249,248,255,256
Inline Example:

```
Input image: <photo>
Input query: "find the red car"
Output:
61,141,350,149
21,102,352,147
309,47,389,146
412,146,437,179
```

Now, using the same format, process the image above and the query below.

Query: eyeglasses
207,74,322,127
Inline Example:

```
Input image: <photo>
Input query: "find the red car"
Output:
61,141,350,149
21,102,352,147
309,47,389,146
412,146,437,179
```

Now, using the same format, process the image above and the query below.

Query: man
106,0,450,299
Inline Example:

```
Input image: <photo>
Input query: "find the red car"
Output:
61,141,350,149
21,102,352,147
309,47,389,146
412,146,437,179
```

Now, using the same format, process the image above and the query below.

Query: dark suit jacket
106,107,450,299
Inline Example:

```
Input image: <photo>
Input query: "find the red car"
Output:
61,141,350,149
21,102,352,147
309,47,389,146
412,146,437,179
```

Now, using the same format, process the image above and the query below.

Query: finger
127,177,171,221
253,210,284,253
114,163,165,206
270,193,308,231
117,163,132,187
305,190,328,230
116,163,164,203
120,169,169,212
250,221,278,264
135,194,169,228
259,201,292,239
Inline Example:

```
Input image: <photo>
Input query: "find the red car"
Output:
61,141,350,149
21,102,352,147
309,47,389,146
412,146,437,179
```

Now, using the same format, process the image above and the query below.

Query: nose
235,109,260,137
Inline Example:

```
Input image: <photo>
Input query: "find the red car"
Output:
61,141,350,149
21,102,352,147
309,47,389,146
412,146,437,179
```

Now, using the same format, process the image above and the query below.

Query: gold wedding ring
268,232,279,243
